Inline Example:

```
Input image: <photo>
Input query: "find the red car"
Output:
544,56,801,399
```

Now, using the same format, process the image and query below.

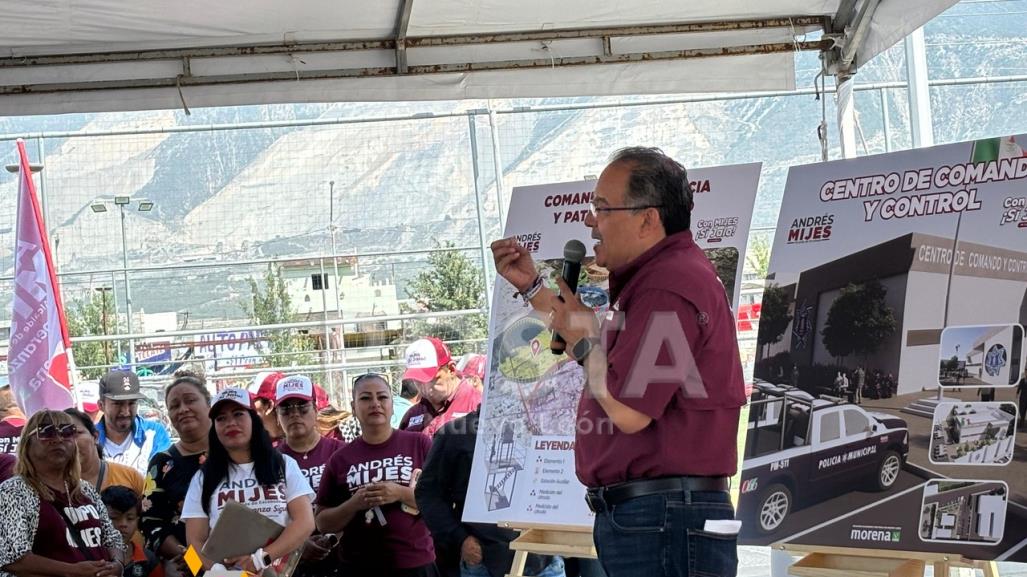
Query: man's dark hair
609,146,694,235
101,485,140,513
400,379,420,400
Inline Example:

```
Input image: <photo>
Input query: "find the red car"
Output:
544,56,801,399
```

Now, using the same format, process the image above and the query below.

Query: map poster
741,134,1027,561
464,162,762,527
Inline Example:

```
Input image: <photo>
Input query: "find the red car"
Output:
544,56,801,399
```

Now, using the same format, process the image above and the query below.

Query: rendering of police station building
764,233,1027,398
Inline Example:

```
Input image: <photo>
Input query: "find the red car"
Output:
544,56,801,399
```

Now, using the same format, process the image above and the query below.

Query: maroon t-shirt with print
35,489,110,563
0,417,25,454
316,429,434,570
279,436,344,494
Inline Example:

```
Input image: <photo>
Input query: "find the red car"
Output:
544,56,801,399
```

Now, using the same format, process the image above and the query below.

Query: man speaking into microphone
491,147,746,577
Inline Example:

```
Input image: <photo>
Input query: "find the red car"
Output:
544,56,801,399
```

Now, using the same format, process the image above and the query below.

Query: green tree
746,233,772,279
405,242,488,355
758,284,793,348
704,248,738,298
243,263,317,367
821,280,897,363
66,290,119,379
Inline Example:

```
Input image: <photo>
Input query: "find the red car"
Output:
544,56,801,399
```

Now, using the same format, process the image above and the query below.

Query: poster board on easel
463,164,762,572
743,135,1027,567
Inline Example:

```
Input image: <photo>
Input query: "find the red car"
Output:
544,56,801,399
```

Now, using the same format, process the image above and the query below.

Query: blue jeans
460,556,566,577
592,491,737,577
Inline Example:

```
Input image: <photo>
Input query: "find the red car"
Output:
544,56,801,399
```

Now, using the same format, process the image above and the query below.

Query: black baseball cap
99,370,144,401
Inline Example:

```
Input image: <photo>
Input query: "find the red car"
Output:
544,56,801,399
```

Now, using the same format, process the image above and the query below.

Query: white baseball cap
276,375,314,404
209,387,253,417
402,337,453,383
78,381,100,412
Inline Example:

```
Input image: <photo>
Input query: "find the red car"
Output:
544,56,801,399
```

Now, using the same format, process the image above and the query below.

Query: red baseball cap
402,337,453,383
313,384,331,411
457,353,487,380
250,371,284,404
78,381,100,413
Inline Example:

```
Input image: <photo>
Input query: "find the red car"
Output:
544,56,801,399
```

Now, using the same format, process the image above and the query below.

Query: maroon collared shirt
399,379,482,439
575,230,747,488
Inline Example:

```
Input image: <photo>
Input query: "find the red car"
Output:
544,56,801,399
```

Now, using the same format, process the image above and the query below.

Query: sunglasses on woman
278,402,312,416
33,423,77,441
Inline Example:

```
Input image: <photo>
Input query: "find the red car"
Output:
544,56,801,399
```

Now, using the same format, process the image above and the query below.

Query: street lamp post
118,198,133,365
329,180,342,320
90,196,154,367
95,287,114,364
328,180,349,403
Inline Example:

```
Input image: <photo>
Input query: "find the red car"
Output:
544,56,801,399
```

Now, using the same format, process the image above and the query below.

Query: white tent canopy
0,0,956,116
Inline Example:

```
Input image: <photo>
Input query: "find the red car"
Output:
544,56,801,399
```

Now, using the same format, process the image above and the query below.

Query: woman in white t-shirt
182,387,314,574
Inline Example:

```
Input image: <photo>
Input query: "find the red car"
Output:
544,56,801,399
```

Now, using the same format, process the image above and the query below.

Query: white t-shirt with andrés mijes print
180,454,313,528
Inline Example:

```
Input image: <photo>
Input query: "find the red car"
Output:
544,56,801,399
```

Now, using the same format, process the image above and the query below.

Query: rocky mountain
0,0,1022,321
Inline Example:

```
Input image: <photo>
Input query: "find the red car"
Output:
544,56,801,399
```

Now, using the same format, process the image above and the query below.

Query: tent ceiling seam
0,40,826,96
0,16,826,67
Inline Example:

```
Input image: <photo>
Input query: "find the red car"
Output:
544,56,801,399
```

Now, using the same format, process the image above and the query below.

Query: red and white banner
8,139,75,415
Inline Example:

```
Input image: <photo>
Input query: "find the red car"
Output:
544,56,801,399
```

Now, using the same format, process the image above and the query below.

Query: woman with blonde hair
0,410,125,577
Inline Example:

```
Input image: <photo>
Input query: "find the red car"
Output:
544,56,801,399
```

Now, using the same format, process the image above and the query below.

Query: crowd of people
0,148,806,577
0,339,574,577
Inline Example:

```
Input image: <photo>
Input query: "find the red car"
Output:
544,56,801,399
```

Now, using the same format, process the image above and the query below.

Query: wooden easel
504,523,597,577
777,543,1000,577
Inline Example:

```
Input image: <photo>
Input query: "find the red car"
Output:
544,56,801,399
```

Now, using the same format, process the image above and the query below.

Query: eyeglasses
33,423,77,441
278,402,312,416
588,201,664,215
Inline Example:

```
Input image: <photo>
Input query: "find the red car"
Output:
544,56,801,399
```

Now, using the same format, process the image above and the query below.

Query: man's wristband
520,275,544,301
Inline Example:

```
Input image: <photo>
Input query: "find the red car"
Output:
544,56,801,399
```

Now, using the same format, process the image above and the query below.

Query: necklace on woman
45,480,71,499
294,437,320,460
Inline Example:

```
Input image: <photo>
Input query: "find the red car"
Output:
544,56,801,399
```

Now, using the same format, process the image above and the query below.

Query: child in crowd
102,486,164,577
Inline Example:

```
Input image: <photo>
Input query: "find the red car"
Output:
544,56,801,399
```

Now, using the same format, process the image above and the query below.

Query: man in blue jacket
96,370,171,474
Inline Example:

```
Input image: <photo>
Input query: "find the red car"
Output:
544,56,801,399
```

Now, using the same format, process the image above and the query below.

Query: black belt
585,476,729,513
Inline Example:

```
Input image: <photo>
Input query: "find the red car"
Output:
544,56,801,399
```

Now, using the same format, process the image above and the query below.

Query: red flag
8,139,75,415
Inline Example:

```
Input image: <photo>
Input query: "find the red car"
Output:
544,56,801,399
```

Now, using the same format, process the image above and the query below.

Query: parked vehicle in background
740,381,910,535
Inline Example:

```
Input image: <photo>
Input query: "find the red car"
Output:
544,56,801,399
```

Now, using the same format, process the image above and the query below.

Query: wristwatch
572,337,600,363
262,552,273,568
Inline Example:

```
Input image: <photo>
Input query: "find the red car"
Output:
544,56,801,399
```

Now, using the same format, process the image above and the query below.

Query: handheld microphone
551,239,587,354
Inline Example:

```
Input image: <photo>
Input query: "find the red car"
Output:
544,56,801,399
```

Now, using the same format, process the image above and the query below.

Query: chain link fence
0,53,1024,407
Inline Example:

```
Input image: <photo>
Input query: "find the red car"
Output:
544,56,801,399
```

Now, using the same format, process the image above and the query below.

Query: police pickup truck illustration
741,382,910,535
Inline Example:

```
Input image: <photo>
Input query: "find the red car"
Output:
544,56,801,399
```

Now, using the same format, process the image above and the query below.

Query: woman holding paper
0,410,126,577
181,387,315,574
315,373,437,577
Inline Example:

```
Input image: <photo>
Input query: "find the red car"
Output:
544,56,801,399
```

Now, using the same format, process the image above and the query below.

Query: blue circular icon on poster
577,285,609,312
985,344,1007,377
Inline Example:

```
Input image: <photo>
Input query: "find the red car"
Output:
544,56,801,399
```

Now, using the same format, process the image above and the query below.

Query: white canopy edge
0,54,799,116
0,0,958,116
